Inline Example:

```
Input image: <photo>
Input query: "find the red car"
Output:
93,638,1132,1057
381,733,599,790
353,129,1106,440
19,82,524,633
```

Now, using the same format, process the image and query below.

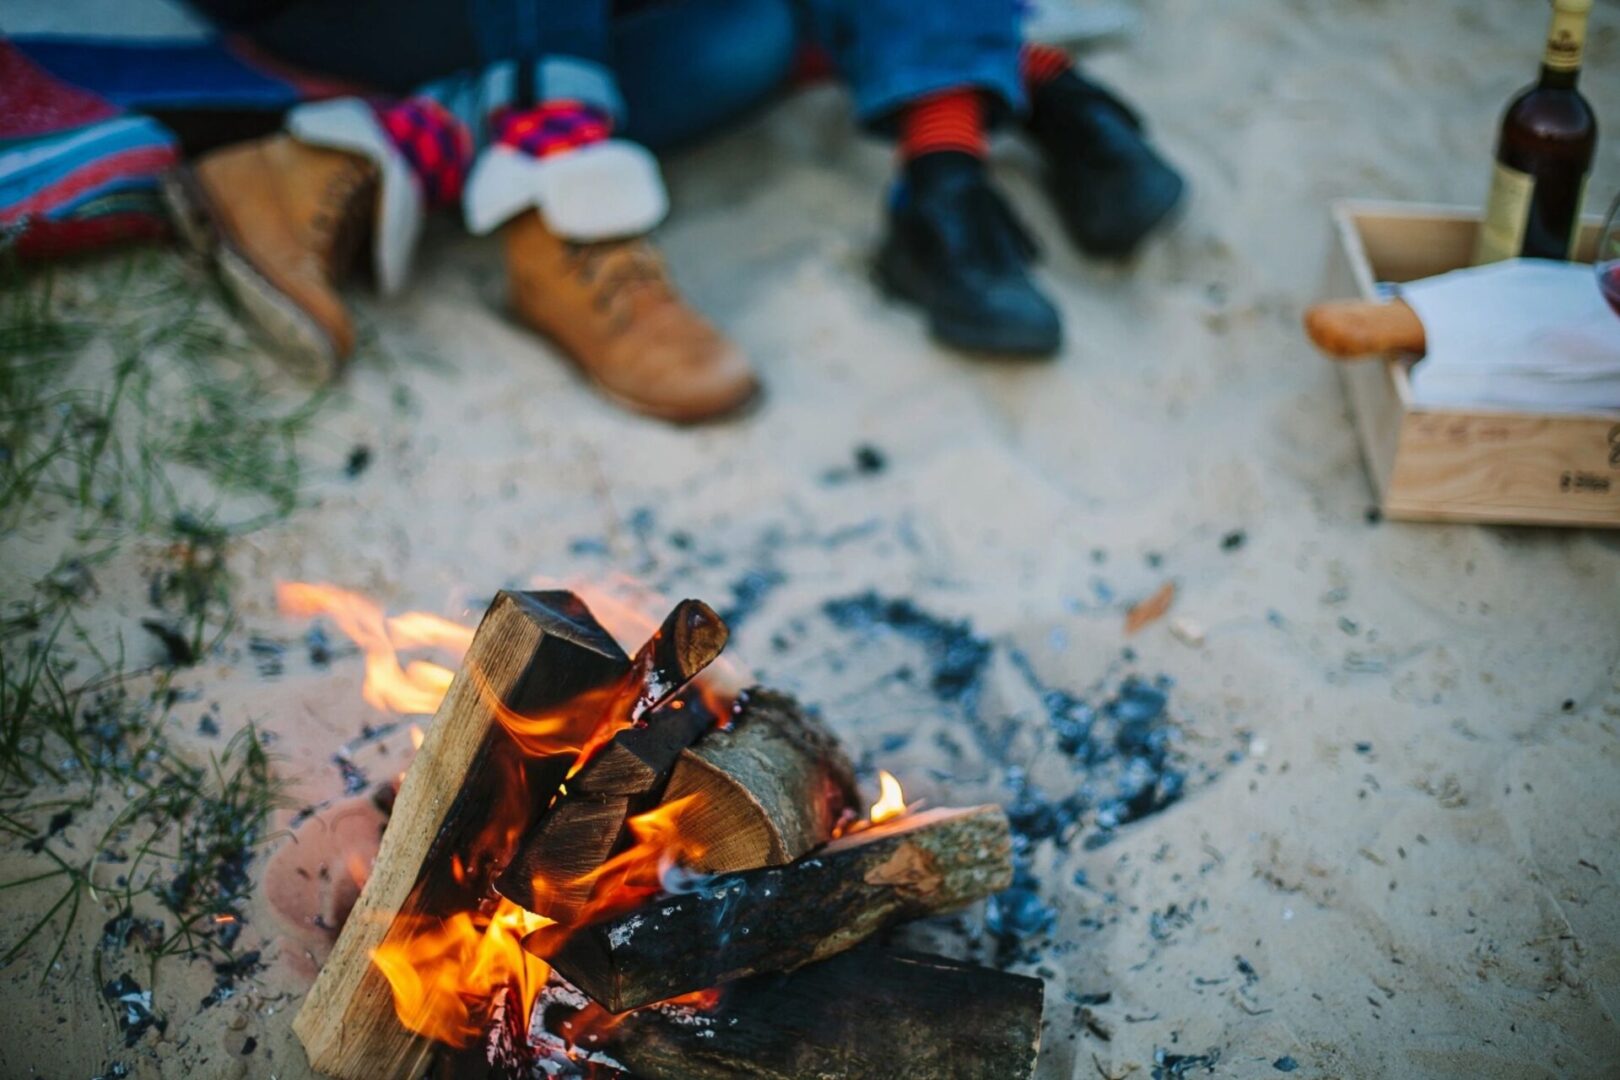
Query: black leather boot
875,153,1062,356
1026,71,1185,258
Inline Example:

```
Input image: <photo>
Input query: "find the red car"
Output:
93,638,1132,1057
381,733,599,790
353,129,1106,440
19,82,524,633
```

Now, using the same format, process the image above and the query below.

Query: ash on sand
817,592,1241,965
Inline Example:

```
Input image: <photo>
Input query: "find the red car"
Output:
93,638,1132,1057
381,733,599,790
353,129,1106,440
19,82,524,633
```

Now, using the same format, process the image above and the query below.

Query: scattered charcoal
344,445,372,478
823,592,992,705
822,444,889,484
101,908,164,953
306,623,333,666
1148,901,1200,943
198,713,220,736
1338,616,1360,636
1561,698,1576,713
213,949,261,979
721,568,785,628
1354,742,1373,755
1274,1056,1299,1072
1365,506,1383,524
986,862,1056,960
568,536,610,556
249,636,286,677
1153,1048,1221,1078
1220,530,1247,551
140,619,196,667
1236,955,1259,985
92,1063,130,1080
102,974,165,1047
24,808,73,854
334,756,368,795
241,1037,258,1055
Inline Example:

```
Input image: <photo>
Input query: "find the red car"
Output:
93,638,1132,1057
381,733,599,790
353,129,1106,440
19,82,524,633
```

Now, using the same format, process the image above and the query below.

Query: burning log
292,590,632,1080
495,599,728,917
662,687,859,874
547,804,1012,1011
608,946,1045,1080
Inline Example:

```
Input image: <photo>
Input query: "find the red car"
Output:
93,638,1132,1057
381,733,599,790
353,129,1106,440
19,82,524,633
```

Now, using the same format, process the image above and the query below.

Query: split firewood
549,804,1012,1011
1303,297,1426,359
293,590,632,1080
658,687,858,874
607,946,1045,1080
495,599,728,918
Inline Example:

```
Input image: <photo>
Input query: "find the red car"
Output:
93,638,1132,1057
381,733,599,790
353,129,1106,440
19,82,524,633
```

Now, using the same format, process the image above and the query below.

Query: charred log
551,804,1012,1011
609,946,1045,1080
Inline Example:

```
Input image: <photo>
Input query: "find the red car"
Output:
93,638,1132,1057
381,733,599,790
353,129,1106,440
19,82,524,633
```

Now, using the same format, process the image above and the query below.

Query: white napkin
1399,259,1620,412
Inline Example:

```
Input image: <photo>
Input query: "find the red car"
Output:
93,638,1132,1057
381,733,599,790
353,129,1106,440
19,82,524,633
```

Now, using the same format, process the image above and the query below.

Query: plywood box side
1327,202,1620,527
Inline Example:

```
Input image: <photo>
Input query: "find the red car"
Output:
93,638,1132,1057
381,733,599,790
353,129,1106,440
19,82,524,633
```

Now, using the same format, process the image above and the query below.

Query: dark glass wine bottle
1474,0,1598,264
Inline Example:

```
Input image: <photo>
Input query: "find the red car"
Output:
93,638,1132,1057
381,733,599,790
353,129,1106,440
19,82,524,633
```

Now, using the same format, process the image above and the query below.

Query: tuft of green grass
0,248,332,1008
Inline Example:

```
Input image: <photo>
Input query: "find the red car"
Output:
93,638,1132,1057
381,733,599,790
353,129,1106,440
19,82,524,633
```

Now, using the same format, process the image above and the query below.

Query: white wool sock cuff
461,139,668,240
286,97,423,296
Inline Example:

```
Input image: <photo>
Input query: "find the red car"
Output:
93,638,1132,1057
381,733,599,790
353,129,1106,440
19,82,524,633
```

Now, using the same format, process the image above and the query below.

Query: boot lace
564,238,676,317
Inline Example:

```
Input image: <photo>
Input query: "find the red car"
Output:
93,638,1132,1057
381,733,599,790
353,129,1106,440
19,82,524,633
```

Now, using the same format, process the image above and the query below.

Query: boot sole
873,244,1061,358
162,167,341,382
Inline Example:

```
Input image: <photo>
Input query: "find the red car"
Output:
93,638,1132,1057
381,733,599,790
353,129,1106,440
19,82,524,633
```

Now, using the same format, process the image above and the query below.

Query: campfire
278,585,1043,1079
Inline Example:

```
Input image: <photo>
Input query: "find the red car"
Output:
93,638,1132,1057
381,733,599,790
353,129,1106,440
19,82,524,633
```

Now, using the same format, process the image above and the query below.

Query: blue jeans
195,0,1022,149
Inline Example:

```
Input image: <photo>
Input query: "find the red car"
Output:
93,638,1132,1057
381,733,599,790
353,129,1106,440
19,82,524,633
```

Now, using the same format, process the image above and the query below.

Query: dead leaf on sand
1125,581,1176,635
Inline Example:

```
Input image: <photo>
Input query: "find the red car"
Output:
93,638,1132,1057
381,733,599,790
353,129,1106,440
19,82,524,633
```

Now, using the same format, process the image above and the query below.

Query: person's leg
806,0,1060,356
610,0,798,152
1019,42,1184,258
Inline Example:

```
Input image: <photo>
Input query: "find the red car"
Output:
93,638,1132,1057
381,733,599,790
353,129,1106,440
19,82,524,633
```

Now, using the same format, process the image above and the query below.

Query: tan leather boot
505,211,759,423
167,135,378,379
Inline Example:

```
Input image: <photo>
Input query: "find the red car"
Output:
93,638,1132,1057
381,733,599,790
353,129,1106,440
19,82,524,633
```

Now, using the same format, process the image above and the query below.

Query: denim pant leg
798,0,1024,133
613,0,799,151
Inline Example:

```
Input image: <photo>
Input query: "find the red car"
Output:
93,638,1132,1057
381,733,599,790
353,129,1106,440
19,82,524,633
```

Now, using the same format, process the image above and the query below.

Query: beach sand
2,1,1618,1077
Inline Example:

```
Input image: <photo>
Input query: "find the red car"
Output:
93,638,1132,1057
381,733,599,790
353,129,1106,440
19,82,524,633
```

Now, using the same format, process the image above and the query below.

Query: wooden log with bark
293,590,632,1080
661,687,860,874
605,946,1045,1080
548,803,1012,1011
495,600,727,918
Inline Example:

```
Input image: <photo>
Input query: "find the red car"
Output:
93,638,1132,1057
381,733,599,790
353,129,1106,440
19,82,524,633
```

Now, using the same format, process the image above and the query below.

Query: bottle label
1544,3,1589,72
1475,160,1534,264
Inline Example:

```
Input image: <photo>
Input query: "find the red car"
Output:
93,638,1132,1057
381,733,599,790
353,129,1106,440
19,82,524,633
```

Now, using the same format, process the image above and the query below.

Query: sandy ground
5,1,1620,1078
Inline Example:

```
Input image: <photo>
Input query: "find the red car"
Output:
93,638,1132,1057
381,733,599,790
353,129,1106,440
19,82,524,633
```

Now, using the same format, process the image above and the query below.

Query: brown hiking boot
505,211,759,423
166,135,377,379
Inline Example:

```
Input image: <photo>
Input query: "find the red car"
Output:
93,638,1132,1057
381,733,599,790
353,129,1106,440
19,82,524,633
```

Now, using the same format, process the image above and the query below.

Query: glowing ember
870,770,907,824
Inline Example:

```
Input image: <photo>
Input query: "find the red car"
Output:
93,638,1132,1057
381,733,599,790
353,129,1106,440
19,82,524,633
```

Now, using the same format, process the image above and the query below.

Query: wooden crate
1325,200,1620,528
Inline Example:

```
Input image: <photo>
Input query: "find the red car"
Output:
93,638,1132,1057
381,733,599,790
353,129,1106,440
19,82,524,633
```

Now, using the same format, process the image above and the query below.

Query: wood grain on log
661,687,859,874
292,591,630,1080
551,804,1012,1011
608,947,1045,1080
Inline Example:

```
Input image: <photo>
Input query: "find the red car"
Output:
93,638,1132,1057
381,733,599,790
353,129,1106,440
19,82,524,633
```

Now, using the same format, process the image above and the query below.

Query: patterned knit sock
490,99,612,160
898,89,987,164
1021,43,1075,94
373,97,474,208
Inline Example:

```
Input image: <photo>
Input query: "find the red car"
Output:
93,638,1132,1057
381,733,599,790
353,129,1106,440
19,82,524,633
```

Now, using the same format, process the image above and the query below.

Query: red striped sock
899,89,986,162
1021,43,1074,92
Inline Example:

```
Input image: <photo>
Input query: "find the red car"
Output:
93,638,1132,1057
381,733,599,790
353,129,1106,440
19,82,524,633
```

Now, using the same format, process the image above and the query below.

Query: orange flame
286,578,742,1054
521,794,708,957
276,582,462,715
870,770,907,824
371,898,556,1048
